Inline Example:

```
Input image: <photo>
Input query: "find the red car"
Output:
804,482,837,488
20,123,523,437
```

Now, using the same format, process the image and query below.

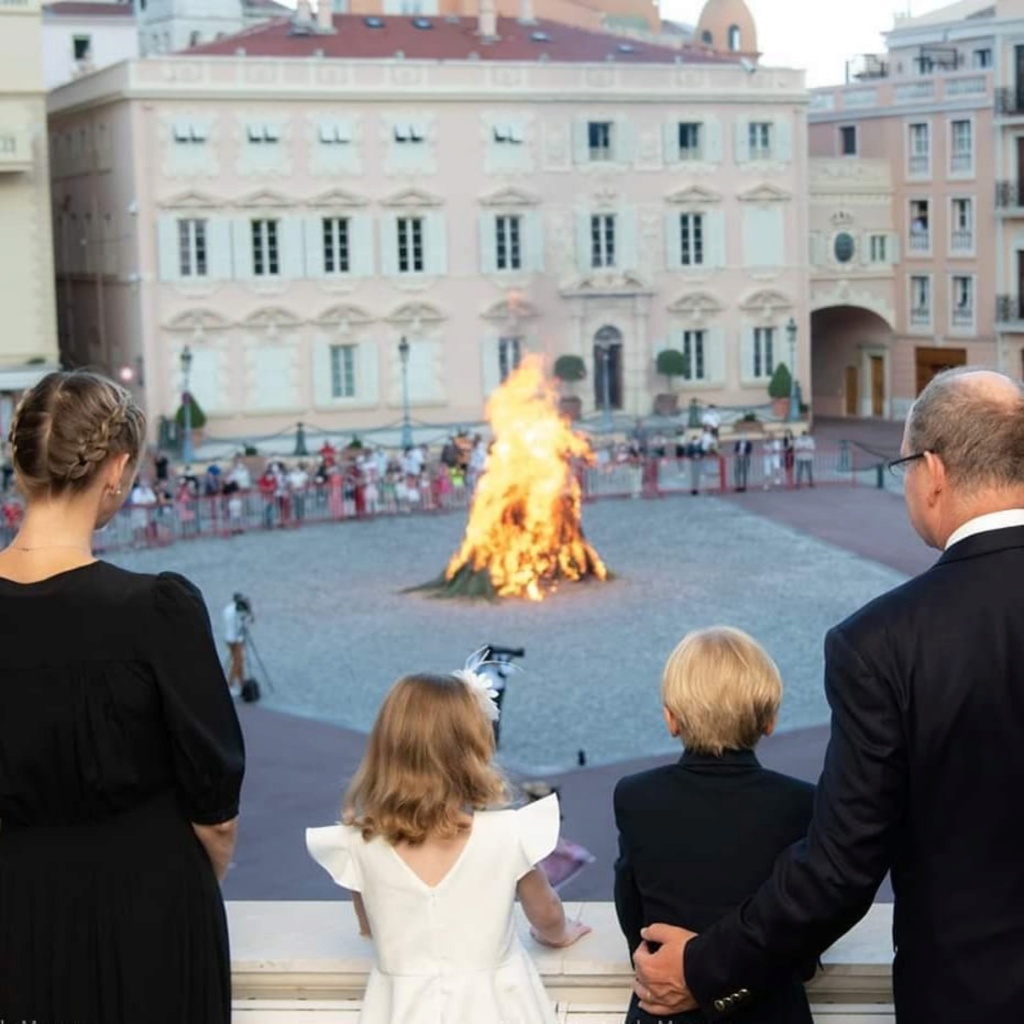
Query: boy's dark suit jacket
614,750,815,1024
684,525,1024,1023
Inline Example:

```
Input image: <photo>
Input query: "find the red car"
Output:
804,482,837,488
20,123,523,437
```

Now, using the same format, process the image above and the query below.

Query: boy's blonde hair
345,673,510,845
661,627,782,755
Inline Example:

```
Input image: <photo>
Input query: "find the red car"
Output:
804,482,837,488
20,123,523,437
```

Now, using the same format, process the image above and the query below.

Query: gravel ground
109,496,907,775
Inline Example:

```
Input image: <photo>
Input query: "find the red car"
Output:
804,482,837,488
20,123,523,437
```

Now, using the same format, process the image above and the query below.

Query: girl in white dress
306,669,590,1024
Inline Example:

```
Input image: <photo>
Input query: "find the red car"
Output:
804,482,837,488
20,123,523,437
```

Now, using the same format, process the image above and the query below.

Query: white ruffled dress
306,794,560,1024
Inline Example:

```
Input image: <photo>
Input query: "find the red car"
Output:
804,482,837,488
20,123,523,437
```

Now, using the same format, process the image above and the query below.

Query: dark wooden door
844,366,859,416
593,343,623,410
915,347,967,395
870,356,885,417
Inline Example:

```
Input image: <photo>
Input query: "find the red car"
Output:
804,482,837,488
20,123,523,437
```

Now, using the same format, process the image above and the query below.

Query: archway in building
592,325,623,411
811,306,894,419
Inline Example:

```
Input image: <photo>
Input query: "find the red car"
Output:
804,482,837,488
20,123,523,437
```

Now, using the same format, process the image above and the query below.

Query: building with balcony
47,1,811,445
0,0,60,436
809,0,998,420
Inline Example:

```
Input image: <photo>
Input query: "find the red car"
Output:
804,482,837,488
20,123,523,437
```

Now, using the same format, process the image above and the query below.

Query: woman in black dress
0,371,245,1023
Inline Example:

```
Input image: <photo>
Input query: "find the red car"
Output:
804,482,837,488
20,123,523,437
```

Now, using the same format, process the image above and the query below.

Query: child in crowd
307,669,590,1024
614,627,816,1024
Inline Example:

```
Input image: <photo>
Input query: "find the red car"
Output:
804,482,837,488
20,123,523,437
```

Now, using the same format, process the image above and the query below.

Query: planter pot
653,393,679,416
559,396,583,421
771,397,791,420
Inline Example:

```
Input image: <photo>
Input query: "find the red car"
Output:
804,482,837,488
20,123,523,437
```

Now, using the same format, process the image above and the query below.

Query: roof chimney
291,0,315,33
478,0,497,42
317,0,335,33
518,0,535,25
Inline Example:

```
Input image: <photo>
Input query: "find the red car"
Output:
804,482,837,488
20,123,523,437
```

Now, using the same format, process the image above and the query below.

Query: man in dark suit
633,369,1024,1023
732,437,753,492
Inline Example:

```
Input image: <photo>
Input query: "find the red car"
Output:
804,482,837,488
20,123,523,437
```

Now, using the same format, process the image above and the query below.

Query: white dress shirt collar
945,509,1024,550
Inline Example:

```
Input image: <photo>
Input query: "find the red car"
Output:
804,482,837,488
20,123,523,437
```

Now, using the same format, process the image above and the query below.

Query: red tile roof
184,14,736,65
44,1,134,16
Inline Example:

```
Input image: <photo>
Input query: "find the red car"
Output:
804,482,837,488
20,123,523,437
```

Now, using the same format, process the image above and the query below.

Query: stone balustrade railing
228,901,895,1022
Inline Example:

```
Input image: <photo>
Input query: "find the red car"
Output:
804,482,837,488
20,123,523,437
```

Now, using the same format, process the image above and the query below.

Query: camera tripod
226,618,276,697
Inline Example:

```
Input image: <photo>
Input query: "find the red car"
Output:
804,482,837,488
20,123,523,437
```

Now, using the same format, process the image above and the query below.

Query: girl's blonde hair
661,626,782,755
9,371,146,498
345,673,510,845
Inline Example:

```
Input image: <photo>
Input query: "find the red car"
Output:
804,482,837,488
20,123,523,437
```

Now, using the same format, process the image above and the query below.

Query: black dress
0,562,245,1024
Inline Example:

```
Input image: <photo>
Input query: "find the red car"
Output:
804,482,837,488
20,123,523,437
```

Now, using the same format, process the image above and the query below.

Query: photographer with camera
223,593,253,699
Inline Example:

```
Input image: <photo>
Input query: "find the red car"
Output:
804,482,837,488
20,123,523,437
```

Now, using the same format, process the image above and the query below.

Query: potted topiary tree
553,354,586,421
654,349,687,416
175,393,208,449
767,362,793,420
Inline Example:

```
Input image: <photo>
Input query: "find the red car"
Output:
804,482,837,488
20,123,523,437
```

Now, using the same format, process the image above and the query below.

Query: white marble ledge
228,901,894,1004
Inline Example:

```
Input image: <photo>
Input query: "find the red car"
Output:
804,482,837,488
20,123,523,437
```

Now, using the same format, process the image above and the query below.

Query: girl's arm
516,866,590,948
352,892,371,937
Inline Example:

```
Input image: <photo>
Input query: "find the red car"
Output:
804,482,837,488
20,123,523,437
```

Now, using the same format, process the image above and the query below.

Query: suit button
714,999,726,1012
739,988,750,997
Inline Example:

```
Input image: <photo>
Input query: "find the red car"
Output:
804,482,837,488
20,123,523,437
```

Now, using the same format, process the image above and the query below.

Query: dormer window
394,123,426,144
493,125,524,145
319,122,352,145
247,124,280,144
728,25,741,51
173,122,207,144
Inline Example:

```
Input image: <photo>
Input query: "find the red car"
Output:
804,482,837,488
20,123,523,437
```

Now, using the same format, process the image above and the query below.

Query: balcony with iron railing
950,229,974,253
995,181,1024,212
908,229,931,253
910,306,931,327
996,87,1024,116
952,305,975,329
996,295,1024,324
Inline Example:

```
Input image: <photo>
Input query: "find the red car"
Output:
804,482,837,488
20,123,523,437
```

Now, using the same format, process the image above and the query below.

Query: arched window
701,29,713,45
728,25,741,51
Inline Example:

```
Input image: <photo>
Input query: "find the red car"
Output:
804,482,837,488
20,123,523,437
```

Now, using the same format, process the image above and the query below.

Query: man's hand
632,923,698,1015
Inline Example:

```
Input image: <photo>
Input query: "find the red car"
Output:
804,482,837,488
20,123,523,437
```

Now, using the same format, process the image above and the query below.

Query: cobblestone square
111,495,907,775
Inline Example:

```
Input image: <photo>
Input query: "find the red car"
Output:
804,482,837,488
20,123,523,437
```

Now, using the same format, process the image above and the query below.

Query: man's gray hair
907,368,1024,492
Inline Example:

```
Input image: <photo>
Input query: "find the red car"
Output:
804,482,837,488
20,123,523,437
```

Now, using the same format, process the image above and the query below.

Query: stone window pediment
160,191,226,211
381,188,443,210
164,309,230,332
306,189,369,210
737,184,792,203
312,304,374,328
479,187,540,209
233,189,293,210
385,301,446,325
244,307,303,330
665,186,722,206
482,295,541,322
667,292,724,317
739,289,793,316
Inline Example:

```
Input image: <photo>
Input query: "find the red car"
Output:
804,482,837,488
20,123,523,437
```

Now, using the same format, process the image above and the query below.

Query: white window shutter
573,121,589,165
889,232,900,264
481,335,502,397
359,338,380,403
479,212,497,275
157,216,180,282
380,213,398,277
662,122,678,165
739,327,756,385
525,209,545,272
734,121,749,164
774,118,793,163
618,208,638,271
704,117,723,163
705,209,726,268
280,217,306,279
615,118,633,165
305,216,324,278
706,326,727,385
576,210,592,274
351,214,374,277
232,218,253,279
426,212,447,275
207,218,233,280
809,231,825,267
664,211,682,270
312,339,332,406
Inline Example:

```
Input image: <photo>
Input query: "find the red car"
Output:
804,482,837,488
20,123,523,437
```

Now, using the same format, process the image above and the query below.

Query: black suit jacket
615,750,815,1023
685,525,1024,1023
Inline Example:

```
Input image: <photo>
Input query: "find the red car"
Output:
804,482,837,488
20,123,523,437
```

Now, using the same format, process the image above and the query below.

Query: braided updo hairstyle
8,371,146,498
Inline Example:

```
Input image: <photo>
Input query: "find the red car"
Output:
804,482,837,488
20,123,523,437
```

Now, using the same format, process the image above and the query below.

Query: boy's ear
662,706,681,737
763,715,777,738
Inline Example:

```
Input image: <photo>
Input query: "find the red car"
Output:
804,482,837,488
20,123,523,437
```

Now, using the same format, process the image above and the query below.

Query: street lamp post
786,317,799,423
595,343,613,432
398,336,413,450
180,345,194,466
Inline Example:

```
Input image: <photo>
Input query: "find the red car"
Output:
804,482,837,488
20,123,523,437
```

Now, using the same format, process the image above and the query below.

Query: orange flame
444,355,609,601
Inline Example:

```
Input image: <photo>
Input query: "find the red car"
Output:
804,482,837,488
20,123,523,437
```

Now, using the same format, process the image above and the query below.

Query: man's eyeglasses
887,452,927,477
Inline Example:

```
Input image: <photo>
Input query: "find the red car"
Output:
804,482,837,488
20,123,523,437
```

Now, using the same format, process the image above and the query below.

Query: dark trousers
734,455,750,490
796,459,814,486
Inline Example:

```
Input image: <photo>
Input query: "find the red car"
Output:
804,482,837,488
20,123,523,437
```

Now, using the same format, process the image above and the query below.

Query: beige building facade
48,10,810,446
1,0,60,436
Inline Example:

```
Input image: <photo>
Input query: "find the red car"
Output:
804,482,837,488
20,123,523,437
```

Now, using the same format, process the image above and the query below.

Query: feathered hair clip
452,647,516,723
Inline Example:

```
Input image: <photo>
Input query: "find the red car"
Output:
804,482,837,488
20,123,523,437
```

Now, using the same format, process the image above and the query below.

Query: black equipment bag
241,678,261,703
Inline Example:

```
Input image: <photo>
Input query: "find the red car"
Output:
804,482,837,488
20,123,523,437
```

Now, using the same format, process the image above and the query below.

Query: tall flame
444,354,608,601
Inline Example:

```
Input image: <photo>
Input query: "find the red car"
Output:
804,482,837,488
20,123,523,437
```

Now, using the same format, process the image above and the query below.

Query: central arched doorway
592,325,623,412
811,306,894,418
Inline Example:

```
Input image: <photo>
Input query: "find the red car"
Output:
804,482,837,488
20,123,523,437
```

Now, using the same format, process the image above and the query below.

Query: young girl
307,668,590,1023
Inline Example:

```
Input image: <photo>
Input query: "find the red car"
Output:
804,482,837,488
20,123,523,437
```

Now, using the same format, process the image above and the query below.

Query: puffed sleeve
306,824,362,892
150,572,245,825
514,793,560,879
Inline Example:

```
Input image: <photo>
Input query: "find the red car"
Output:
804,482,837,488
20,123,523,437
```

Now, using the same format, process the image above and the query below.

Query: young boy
614,627,816,1024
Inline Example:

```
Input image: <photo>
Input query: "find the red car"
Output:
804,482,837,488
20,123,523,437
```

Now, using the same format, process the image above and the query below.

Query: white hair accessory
452,647,502,723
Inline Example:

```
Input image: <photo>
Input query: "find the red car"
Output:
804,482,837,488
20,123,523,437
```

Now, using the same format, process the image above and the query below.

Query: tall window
728,25,741,51
869,234,890,263
72,35,92,61
748,122,773,160
679,213,705,266
972,48,992,69
908,123,930,175
950,119,973,173
681,330,706,381
323,217,350,275
177,219,207,278
951,198,973,251
753,327,775,379
952,275,974,326
495,215,522,271
588,121,613,161
911,275,931,324
590,213,616,268
840,125,857,156
329,344,357,398
498,336,522,382
678,122,702,160
397,216,424,273
251,219,279,277
909,200,930,251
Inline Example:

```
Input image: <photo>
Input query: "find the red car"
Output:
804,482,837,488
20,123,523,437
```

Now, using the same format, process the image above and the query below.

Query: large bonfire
428,355,609,602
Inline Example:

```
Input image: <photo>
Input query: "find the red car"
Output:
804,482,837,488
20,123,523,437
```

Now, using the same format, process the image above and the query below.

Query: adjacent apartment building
47,0,811,443
1,0,60,437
